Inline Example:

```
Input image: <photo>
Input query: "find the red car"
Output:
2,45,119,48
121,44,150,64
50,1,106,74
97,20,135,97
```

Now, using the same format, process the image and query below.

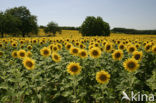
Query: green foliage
80,16,110,36
44,21,61,35
0,6,38,37
112,28,156,35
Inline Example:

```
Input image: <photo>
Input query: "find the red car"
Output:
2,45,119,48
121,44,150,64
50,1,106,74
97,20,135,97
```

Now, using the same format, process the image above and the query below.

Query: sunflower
144,44,151,52
52,52,61,62
127,45,136,54
27,45,32,50
20,45,24,49
112,50,123,61
152,45,156,54
79,49,88,58
65,43,72,50
57,44,62,50
27,51,32,57
17,50,27,59
12,51,18,58
123,58,140,72
118,44,125,50
89,47,101,58
96,70,110,84
105,43,112,52
0,51,3,57
52,45,58,52
135,43,140,49
70,47,79,56
23,57,35,70
67,62,81,75
11,42,18,47
40,47,51,57
132,51,143,61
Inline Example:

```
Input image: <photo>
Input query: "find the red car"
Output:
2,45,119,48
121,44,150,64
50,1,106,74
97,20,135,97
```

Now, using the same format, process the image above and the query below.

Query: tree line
0,6,111,37
111,28,156,35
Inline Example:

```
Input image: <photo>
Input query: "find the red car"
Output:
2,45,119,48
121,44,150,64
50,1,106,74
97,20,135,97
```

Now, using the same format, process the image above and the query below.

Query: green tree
5,6,38,37
80,16,110,36
44,21,61,34
0,12,20,37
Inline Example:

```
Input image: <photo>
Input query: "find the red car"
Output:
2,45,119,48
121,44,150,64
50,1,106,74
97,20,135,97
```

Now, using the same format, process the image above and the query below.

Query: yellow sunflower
144,44,151,52
152,45,156,54
105,43,112,53
12,51,18,58
40,47,51,57
118,44,125,50
23,57,35,70
11,42,18,47
52,52,61,62
127,45,136,54
123,58,140,72
27,51,32,57
27,45,32,50
70,47,79,56
65,43,73,50
79,49,88,58
67,62,81,75
132,51,143,61
17,49,27,59
89,47,101,58
112,50,123,61
96,70,110,84
52,45,59,52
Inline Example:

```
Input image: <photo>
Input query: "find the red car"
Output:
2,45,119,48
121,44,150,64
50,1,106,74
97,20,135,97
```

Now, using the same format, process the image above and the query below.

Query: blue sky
0,0,156,29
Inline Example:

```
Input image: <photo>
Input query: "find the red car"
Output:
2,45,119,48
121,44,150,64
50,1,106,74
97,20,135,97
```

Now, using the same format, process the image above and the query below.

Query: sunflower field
0,32,156,103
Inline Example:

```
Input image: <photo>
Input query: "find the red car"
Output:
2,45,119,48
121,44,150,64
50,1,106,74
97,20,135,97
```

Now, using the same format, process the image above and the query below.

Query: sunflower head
118,44,125,50
127,45,136,54
27,51,32,57
52,45,58,52
152,45,156,54
123,58,140,72
105,43,112,52
65,43,72,50
79,49,88,58
17,50,27,59
112,50,123,61
132,51,143,61
70,47,79,56
144,44,151,52
89,47,101,58
52,52,61,62
67,62,81,75
96,70,110,84
40,47,51,57
23,57,35,70
12,51,18,58
27,45,32,50
11,42,18,47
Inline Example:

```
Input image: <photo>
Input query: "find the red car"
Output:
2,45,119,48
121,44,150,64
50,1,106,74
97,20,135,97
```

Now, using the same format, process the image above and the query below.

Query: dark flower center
100,74,107,81
128,62,136,69
26,61,33,67
71,66,78,72
115,52,121,58
135,54,140,60
92,50,98,56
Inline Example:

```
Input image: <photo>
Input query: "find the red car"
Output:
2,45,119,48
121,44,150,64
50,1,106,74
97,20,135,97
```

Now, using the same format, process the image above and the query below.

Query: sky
0,0,156,30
